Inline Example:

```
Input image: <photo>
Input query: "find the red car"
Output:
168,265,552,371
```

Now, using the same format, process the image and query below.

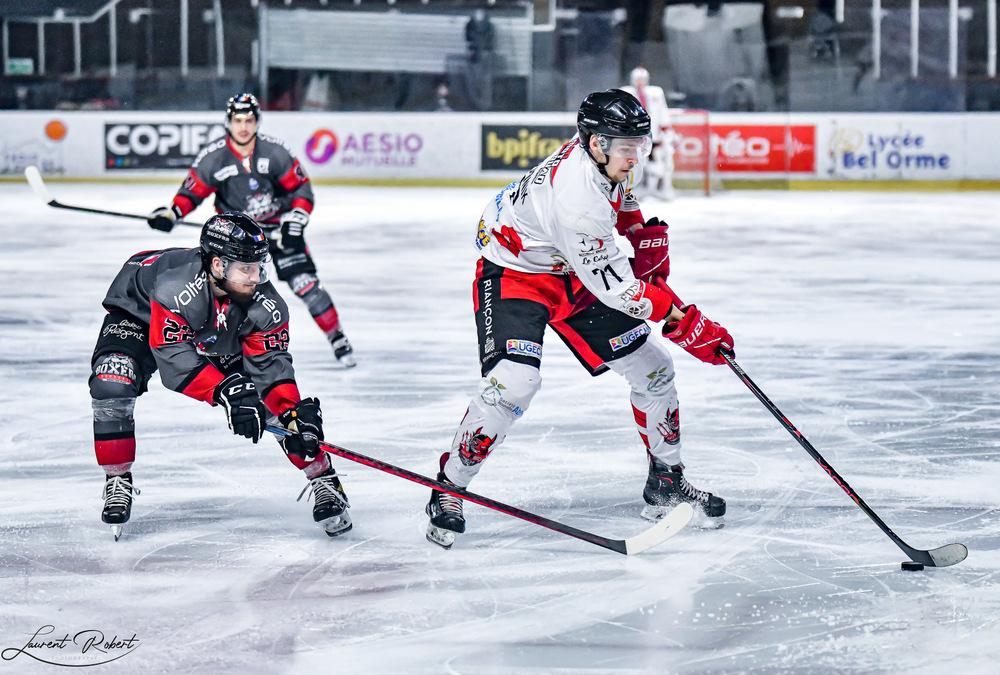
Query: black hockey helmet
200,212,270,284
577,88,651,151
226,92,261,124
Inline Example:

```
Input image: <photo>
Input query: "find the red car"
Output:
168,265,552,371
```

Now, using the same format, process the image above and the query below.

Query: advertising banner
820,115,963,180
672,118,816,175
104,121,225,170
480,124,575,171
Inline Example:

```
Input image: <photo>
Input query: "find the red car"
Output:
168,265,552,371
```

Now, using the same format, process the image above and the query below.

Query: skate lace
437,491,464,516
102,475,139,509
298,474,350,510
678,476,710,503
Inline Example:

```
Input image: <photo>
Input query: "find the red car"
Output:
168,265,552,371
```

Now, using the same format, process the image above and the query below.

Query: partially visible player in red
146,93,355,368
424,89,733,549
91,212,351,540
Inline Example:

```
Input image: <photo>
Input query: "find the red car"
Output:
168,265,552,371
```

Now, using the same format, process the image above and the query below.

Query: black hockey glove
278,208,309,251
147,205,180,232
214,373,267,443
278,397,324,460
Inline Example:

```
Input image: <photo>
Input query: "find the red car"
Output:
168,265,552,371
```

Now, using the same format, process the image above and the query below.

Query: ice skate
641,460,725,529
298,465,352,537
101,472,139,541
328,330,356,368
425,472,466,550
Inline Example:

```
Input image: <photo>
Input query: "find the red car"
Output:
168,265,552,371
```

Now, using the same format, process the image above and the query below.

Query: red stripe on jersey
262,381,301,416
172,194,196,217
278,159,309,191
180,363,226,404
290,197,313,213
638,431,650,450
548,139,578,186
242,323,291,357
311,306,340,333
94,436,136,465
183,168,214,199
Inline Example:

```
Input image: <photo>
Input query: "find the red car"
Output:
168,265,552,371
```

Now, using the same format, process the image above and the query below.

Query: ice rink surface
0,182,998,674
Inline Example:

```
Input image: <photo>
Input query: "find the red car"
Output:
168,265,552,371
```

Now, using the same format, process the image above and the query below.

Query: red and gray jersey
170,133,313,227
101,248,301,415
476,136,652,317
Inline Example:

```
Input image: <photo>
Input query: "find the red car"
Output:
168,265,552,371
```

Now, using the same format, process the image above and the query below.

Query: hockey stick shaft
722,352,967,566
268,425,648,554
24,166,200,227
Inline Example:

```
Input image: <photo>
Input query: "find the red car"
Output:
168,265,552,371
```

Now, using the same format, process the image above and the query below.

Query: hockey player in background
425,89,733,549
147,93,356,368
90,212,351,540
622,67,676,201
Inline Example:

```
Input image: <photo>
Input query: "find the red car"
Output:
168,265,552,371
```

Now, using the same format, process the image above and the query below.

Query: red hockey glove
628,218,670,285
663,304,734,365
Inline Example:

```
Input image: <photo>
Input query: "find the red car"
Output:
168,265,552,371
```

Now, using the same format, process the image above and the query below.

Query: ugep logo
305,129,338,164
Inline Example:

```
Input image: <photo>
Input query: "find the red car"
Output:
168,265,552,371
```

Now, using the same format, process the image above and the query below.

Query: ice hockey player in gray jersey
90,211,351,540
146,93,356,368
425,89,735,549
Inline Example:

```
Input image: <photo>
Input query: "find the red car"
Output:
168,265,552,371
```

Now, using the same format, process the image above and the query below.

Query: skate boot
328,330,356,369
101,472,139,541
298,465,352,537
425,472,466,550
641,459,725,528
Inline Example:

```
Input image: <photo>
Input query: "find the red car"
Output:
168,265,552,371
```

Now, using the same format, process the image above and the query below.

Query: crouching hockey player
146,93,355,368
90,211,351,540
426,89,733,549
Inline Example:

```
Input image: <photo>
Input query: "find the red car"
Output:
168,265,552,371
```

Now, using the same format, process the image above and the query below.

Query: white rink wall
3,110,1000,186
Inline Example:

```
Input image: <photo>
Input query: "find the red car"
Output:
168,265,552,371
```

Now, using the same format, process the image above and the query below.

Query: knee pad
90,353,142,400
290,273,334,315
607,338,677,400
473,359,542,420
444,360,542,485
290,273,322,300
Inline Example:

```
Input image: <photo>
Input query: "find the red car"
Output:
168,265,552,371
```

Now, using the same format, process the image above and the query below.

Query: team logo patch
476,218,491,249
506,339,542,358
257,157,270,173
609,324,650,351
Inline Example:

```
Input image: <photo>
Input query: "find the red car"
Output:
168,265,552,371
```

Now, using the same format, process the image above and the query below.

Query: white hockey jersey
476,136,659,320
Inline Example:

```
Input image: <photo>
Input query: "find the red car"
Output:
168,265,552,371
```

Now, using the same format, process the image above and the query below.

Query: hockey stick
23,166,200,227
266,425,693,555
721,351,968,567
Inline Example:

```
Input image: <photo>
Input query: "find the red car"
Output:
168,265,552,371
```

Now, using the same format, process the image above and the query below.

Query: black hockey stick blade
24,165,200,227
266,425,694,555
721,351,968,568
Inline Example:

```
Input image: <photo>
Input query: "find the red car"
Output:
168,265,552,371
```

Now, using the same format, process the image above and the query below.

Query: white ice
0,182,998,674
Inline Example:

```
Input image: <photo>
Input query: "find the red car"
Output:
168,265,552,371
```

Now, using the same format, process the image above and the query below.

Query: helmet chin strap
583,136,615,181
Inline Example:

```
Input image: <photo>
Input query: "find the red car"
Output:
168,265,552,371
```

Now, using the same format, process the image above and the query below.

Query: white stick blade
624,502,694,555
927,543,968,567
24,165,53,203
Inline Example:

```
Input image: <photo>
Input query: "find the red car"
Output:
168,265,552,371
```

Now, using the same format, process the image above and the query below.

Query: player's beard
224,281,257,305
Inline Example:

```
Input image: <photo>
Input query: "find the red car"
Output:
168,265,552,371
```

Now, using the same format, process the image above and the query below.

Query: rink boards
2,110,1000,189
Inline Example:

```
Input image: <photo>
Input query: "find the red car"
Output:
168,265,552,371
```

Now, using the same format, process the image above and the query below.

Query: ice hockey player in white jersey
424,89,734,549
622,66,675,201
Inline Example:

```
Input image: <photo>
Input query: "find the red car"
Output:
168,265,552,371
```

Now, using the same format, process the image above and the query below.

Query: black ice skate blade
110,524,125,541
325,523,353,538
